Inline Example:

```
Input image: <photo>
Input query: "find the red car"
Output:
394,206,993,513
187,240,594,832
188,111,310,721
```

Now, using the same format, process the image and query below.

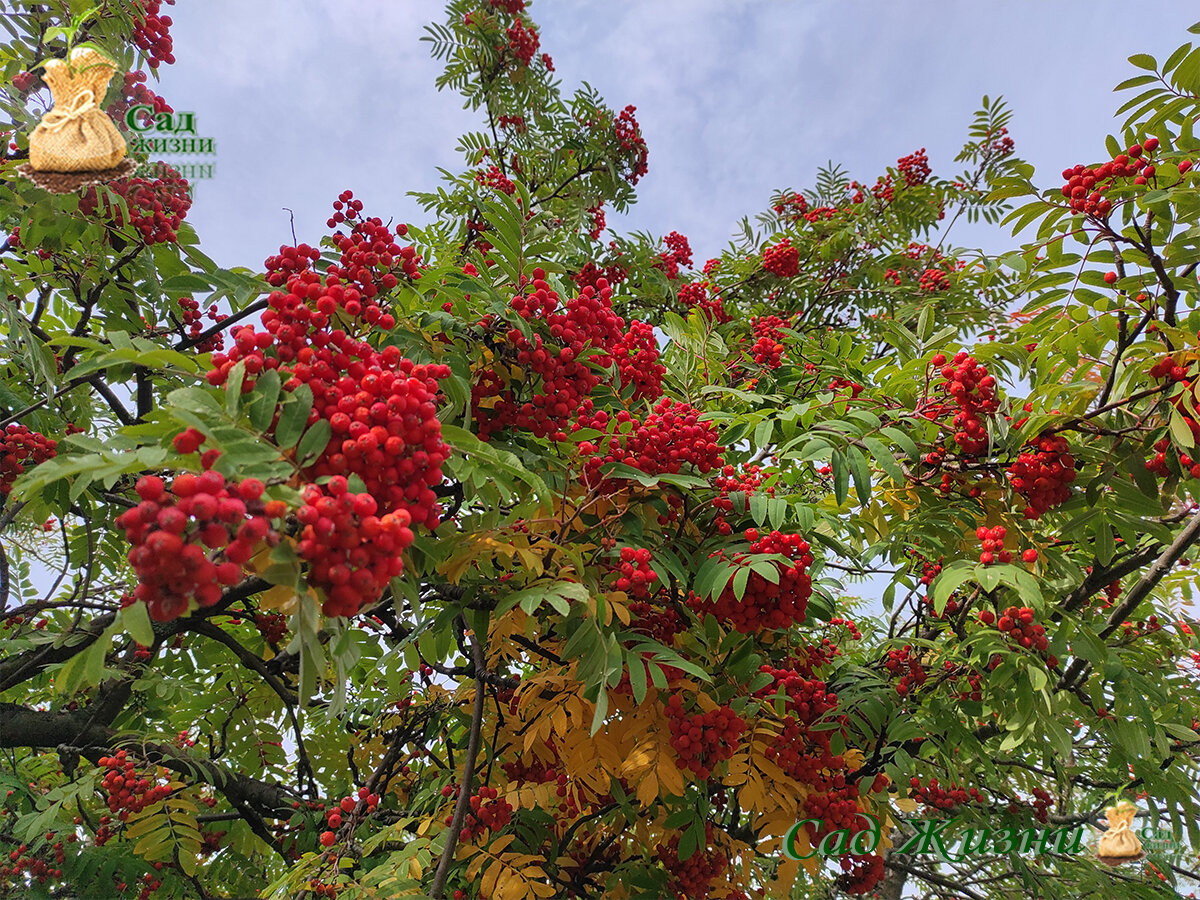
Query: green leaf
120,603,154,647
862,437,904,484
274,383,313,449
830,449,850,506
295,419,332,467
161,273,213,293
1171,407,1196,449
247,368,282,432
225,361,246,417
846,445,872,504
1128,53,1158,72
931,561,974,615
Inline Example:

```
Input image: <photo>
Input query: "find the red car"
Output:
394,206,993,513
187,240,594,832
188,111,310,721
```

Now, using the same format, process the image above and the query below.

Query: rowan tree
2,3,1200,899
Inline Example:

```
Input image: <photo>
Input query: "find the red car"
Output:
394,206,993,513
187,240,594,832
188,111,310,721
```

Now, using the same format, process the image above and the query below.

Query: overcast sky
162,1,1200,271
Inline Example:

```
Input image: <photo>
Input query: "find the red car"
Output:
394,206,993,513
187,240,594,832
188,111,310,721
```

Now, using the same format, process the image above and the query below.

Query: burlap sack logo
1094,799,1145,866
16,47,137,193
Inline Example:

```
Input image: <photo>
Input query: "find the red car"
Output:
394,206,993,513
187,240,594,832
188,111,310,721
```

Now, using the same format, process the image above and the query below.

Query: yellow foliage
257,583,298,614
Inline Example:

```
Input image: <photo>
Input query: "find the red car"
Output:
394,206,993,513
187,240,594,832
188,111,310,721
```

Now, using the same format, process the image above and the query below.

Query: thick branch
430,624,487,899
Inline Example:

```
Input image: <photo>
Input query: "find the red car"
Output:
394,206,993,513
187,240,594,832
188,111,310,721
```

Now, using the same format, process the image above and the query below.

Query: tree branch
430,622,487,899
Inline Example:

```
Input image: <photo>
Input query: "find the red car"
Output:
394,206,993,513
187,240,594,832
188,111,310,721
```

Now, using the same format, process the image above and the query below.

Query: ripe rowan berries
0,424,56,495
117,472,282,622
688,530,812,632
762,238,799,278
80,166,192,244
132,0,175,68
664,695,744,779
1007,434,1076,518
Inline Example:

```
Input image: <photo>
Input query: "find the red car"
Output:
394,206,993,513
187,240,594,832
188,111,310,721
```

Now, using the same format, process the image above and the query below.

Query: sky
159,0,1200,272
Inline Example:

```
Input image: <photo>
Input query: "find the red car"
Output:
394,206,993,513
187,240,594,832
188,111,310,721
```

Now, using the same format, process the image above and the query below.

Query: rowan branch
430,621,487,899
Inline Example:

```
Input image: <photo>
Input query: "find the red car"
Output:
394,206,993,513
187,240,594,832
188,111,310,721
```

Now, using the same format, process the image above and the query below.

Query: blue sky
163,1,1200,271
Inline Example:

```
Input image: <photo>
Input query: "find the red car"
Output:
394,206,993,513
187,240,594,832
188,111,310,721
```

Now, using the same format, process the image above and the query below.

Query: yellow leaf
657,751,686,798
466,848,488,882
893,796,919,813
482,859,503,899
771,858,802,889
489,833,516,855
636,771,659,807
258,583,297,613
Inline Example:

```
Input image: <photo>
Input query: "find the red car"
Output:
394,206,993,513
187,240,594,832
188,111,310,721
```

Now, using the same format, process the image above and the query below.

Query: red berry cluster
773,190,809,221
475,164,516,196
1145,435,1193,478
656,825,728,900
762,238,799,278
297,478,413,617
326,201,419,311
0,844,65,892
117,471,283,622
98,751,171,819
828,376,864,399
911,552,942,587
628,598,685,645
689,529,812,633
475,274,660,439
917,267,951,292
207,278,450,520
107,70,172,127
711,464,773,535
575,398,724,488
802,772,865,844
80,166,192,244
264,242,321,288
11,70,36,93
1009,787,1054,824
930,351,998,455
897,148,932,187
501,742,582,821
996,605,1049,653
1060,137,1160,217
836,853,885,895
749,314,790,368
0,424,56,495
946,663,983,702
132,0,176,68
1008,434,1076,519
613,105,649,185
975,525,1010,566
870,173,896,203
664,695,744,779
612,319,666,401
677,281,731,323
504,20,540,66
654,231,693,280
320,787,380,847
1148,353,1192,383
253,611,288,644
572,260,629,292
756,665,842,780
910,776,983,812
442,786,511,843
884,646,927,696
177,296,226,352
611,547,657,598
586,203,605,240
